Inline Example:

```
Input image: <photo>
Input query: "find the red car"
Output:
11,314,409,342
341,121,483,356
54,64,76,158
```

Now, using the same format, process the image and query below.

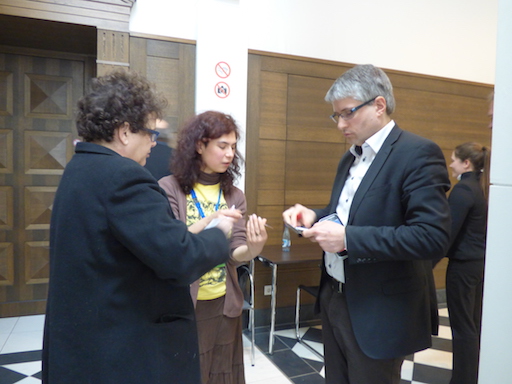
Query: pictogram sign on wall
215,62,231,78
215,82,230,98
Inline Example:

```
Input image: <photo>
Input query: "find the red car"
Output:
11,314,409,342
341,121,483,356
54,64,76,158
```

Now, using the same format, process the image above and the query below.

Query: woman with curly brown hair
43,71,235,384
159,110,268,384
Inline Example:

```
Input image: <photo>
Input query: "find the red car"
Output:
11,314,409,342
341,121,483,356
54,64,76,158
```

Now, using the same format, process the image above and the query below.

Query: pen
232,205,273,229
247,216,273,229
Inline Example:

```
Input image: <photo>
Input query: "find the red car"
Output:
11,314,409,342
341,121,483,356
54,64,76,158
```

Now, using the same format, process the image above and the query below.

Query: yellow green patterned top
187,182,228,300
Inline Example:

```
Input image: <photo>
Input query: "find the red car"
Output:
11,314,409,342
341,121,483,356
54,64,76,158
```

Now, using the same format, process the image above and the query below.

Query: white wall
130,0,497,84
194,0,248,190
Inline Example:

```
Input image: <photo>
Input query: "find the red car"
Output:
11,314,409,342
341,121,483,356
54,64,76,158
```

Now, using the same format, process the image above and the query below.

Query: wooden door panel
0,129,14,173
0,243,14,286
0,70,14,116
24,131,73,175
0,52,86,317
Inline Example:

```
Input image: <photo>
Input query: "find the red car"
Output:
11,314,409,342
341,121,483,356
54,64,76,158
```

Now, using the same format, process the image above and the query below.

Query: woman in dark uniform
446,141,490,384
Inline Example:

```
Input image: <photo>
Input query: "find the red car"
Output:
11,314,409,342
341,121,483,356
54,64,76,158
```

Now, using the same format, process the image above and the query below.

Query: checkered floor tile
250,307,452,384
0,351,42,384
0,309,452,384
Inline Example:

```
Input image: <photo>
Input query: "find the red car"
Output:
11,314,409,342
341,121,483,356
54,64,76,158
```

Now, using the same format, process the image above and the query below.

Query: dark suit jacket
42,142,230,384
314,125,451,359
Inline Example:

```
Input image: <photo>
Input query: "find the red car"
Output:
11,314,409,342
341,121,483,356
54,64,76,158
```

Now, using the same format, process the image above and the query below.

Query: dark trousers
446,258,484,384
319,281,404,384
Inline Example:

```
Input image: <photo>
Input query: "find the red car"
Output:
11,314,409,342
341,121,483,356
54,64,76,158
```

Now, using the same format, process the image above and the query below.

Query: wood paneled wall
129,36,196,148
246,52,493,310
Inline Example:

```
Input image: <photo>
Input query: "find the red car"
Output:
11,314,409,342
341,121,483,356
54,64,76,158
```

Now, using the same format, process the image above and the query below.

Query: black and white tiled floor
0,316,44,384
0,308,452,384
0,314,290,384
249,307,453,384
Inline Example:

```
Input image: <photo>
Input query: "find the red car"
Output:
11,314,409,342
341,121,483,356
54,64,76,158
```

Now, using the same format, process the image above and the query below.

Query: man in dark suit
43,70,240,384
283,64,451,383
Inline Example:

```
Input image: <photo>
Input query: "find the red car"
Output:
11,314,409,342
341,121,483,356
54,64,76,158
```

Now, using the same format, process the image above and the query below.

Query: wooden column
96,29,130,76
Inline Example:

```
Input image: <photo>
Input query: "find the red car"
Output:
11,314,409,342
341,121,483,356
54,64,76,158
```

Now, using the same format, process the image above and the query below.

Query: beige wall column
479,0,512,381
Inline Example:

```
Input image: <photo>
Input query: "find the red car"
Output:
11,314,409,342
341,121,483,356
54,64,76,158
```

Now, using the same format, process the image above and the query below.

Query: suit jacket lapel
329,153,355,213
348,126,402,223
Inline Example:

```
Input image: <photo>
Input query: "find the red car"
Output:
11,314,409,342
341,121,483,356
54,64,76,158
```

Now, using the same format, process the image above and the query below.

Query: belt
327,275,344,294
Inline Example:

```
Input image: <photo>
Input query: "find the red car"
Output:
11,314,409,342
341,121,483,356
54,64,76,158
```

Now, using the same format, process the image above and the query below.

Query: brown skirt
195,296,245,384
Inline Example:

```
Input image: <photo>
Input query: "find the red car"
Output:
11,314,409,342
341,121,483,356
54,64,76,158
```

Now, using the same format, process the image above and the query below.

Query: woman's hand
232,214,268,262
246,214,268,257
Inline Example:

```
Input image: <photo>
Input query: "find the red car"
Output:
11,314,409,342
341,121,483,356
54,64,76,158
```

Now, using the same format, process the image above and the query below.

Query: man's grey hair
325,64,396,115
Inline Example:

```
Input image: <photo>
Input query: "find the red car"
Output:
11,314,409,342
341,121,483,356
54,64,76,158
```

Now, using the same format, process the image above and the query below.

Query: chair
237,259,255,365
295,284,323,360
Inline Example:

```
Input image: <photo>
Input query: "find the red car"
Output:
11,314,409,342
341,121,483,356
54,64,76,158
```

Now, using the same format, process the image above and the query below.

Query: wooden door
0,52,87,317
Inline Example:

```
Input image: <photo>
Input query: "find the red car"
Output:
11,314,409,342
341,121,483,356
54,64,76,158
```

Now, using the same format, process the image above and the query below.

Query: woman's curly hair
76,70,167,142
171,111,243,195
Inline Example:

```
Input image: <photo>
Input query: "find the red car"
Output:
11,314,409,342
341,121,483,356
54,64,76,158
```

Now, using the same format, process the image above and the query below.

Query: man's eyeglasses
141,127,160,142
330,96,378,123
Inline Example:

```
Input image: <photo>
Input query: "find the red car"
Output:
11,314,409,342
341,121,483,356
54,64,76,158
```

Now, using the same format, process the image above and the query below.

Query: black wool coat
42,142,230,384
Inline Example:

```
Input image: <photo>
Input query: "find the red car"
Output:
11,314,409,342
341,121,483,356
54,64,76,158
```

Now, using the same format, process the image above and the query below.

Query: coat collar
75,141,120,157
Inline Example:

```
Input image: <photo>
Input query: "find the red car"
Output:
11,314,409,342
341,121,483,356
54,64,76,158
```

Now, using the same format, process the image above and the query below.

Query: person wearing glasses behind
158,111,268,384
43,71,236,384
283,64,451,384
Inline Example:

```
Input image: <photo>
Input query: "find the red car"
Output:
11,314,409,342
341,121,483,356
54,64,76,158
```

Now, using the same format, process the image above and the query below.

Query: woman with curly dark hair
159,110,268,384
43,71,235,384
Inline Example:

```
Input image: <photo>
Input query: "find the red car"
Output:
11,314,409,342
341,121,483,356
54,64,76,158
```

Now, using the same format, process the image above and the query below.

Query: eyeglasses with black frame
330,96,378,123
141,127,160,142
